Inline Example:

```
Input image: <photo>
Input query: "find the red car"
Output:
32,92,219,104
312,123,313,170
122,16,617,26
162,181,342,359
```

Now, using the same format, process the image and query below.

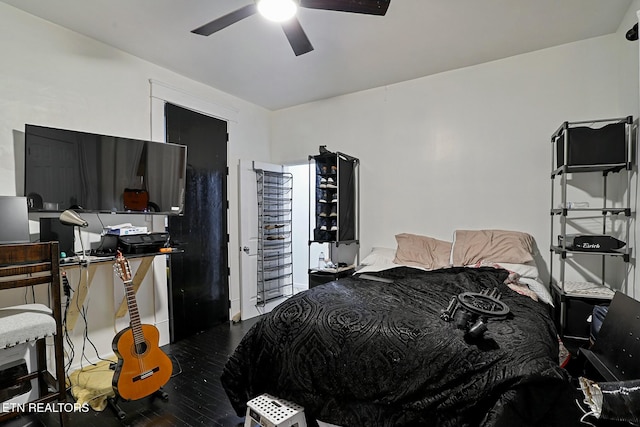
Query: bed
221,230,583,426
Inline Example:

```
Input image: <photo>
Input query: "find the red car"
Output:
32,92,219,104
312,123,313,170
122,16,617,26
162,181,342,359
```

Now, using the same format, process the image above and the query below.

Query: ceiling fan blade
281,17,314,56
299,0,390,15
191,4,257,36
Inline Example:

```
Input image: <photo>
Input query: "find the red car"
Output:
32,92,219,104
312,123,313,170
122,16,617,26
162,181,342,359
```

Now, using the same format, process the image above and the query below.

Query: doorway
238,160,313,321
165,103,229,342
288,162,313,292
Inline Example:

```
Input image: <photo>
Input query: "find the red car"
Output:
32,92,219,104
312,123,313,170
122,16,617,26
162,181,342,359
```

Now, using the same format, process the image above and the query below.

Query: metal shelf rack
256,170,293,305
549,116,634,341
307,149,360,288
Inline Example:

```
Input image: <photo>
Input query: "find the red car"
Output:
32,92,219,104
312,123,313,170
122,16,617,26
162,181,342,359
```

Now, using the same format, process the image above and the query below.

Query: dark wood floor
4,317,261,427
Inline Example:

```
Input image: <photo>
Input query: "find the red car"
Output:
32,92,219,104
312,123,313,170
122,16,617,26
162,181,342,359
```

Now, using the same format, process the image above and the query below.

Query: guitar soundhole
133,341,148,356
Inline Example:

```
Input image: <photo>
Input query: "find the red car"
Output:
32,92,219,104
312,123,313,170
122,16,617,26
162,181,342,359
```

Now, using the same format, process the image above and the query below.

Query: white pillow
494,262,553,306
357,247,400,273
519,277,554,306
360,247,396,265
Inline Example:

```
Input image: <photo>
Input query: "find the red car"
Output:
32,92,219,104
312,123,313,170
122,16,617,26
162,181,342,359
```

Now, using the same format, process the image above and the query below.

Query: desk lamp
59,209,88,258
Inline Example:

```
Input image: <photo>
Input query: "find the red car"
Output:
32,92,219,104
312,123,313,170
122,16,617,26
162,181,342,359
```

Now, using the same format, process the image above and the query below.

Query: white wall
2,0,639,368
270,13,640,293
619,1,640,115
287,163,313,290
0,3,271,369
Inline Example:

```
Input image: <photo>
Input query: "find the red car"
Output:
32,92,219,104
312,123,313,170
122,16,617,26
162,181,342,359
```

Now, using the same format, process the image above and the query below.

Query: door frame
238,160,287,320
149,80,238,339
238,160,314,320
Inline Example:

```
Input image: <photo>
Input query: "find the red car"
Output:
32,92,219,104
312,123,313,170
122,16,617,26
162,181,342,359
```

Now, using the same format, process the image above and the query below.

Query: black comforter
222,267,582,426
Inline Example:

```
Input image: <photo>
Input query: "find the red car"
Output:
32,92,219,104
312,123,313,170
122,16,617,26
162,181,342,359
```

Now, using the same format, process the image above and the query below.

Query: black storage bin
552,286,611,340
337,155,356,241
554,120,628,169
590,304,609,342
312,151,357,243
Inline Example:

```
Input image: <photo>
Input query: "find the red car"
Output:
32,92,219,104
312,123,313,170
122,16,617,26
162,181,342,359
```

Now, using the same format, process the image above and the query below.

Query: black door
165,103,228,342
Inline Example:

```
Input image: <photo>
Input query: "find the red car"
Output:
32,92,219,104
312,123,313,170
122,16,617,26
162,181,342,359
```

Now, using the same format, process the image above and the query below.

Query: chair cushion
0,304,56,348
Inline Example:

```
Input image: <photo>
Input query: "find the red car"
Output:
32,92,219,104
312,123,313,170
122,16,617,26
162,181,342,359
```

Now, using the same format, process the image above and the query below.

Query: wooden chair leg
36,339,48,397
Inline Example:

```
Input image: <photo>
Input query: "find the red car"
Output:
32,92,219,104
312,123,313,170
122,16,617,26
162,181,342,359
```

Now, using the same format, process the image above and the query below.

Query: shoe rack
255,169,294,305
308,149,359,287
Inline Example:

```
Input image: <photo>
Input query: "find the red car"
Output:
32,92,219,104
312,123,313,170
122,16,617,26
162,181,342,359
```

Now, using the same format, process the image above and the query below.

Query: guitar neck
122,279,145,344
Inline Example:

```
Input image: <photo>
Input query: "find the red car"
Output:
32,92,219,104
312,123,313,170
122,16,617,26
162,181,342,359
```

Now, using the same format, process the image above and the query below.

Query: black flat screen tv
24,124,187,214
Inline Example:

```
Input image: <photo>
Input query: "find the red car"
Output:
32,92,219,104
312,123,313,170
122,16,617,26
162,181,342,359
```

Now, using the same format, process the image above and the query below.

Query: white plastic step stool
245,393,307,427
0,341,39,410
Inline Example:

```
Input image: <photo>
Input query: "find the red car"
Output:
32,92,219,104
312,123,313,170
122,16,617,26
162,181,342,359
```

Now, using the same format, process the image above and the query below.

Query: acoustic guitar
112,251,172,401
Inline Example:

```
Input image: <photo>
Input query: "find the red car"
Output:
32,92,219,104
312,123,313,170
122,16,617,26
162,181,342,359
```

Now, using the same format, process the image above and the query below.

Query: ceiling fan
191,0,391,56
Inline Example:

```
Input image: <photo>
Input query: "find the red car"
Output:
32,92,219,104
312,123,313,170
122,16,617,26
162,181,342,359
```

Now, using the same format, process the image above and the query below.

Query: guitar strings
131,285,147,376
121,261,148,377
115,255,173,396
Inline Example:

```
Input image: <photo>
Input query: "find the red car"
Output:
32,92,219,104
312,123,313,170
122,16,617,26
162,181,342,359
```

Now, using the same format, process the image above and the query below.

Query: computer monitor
0,196,30,244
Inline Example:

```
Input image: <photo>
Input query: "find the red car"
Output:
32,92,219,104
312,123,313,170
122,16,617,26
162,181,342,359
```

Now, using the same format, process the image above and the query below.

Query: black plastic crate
553,117,631,170
552,286,611,340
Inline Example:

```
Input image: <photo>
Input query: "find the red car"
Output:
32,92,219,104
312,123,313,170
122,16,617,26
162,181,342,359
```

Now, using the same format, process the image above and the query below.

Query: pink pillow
394,233,452,270
451,229,534,266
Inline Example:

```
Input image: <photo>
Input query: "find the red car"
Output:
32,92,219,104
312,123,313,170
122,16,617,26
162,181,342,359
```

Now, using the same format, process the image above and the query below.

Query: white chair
0,242,66,425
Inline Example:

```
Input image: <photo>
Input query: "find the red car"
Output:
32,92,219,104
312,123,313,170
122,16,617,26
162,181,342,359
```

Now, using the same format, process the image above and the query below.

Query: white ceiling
1,0,634,110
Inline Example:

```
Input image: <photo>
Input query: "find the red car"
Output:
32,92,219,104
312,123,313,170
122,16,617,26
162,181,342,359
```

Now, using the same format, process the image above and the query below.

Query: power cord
62,271,71,299
23,282,36,304
61,270,76,387
76,263,113,370
62,266,112,386
169,353,183,378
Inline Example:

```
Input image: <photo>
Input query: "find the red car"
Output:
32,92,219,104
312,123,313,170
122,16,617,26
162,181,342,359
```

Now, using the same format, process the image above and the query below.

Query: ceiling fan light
257,0,297,22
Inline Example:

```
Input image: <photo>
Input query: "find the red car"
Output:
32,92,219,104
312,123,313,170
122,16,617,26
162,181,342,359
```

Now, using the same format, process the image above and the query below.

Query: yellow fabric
68,357,117,411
